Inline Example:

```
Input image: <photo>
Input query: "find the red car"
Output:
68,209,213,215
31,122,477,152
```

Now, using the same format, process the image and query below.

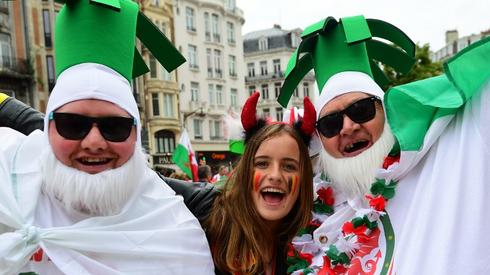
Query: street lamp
183,107,206,128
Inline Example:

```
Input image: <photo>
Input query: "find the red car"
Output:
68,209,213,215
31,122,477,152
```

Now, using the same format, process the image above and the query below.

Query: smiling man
0,0,213,274
281,15,490,275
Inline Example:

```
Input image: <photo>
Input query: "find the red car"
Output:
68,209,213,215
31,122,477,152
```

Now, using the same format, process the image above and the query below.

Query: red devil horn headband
241,91,260,132
240,92,316,147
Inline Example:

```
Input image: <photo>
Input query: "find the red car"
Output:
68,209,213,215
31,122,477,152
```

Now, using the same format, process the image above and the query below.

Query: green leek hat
278,15,416,110
55,0,185,81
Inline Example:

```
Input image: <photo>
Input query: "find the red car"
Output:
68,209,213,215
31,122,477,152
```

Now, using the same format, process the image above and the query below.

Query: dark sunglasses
49,112,136,142
315,96,381,138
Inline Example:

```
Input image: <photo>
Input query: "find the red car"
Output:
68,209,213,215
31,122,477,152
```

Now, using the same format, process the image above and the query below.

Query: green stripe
380,212,395,275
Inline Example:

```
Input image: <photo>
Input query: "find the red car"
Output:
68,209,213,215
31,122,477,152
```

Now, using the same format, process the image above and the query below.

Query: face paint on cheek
288,175,299,194
253,171,262,192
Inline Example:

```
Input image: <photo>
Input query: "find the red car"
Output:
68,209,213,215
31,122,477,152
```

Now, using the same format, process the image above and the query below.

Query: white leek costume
281,15,490,275
0,0,213,274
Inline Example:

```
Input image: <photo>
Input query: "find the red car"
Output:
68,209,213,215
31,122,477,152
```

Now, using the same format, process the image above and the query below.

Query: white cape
387,82,490,274
0,129,214,275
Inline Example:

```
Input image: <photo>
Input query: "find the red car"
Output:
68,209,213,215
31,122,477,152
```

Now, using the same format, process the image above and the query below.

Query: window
188,44,198,69
275,108,283,121
247,62,255,77
273,59,281,74
248,85,256,96
216,85,223,105
211,14,220,42
209,120,222,140
274,82,281,98
214,49,222,78
0,34,11,68
152,93,160,116
294,88,299,97
154,130,175,153
260,61,267,76
259,37,268,51
161,22,167,36
208,84,215,105
230,88,237,107
185,7,196,32
291,33,301,48
193,119,203,140
263,108,270,118
46,55,55,91
303,82,310,98
191,82,199,102
261,84,269,100
224,0,236,10
226,22,235,44
204,12,211,42
163,93,174,117
149,54,157,78
43,10,52,48
161,67,172,81
206,48,213,77
228,55,236,76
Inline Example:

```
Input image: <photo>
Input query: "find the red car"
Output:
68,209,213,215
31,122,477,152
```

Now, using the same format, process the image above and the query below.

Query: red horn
288,107,295,126
300,96,316,136
241,91,260,131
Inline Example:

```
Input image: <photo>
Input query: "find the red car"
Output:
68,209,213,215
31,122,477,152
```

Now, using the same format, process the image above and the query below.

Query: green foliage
384,43,443,88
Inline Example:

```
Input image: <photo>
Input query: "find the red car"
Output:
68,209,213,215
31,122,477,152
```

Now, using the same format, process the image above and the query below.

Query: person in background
198,164,213,183
169,171,191,181
211,165,229,183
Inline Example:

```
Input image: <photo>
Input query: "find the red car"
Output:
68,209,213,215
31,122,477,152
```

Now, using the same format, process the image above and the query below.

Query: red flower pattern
317,186,335,206
365,195,386,211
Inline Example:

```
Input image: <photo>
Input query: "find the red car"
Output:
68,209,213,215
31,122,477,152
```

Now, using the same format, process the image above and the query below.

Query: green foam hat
55,0,185,81
278,15,416,107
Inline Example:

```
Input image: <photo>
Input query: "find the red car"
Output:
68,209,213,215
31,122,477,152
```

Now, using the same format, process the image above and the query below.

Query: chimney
445,30,458,45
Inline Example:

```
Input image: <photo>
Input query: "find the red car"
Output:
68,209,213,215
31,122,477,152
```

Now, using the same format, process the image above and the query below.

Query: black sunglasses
315,96,381,138
49,112,136,142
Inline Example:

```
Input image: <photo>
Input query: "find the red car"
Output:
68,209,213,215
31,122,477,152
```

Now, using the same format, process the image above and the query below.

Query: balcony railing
0,56,33,75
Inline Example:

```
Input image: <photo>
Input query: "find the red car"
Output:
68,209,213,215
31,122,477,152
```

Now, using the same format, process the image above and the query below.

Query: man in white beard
41,145,147,217
282,15,490,275
0,1,213,274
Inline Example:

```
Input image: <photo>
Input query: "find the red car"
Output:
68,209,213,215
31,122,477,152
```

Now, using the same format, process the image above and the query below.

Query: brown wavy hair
205,123,313,274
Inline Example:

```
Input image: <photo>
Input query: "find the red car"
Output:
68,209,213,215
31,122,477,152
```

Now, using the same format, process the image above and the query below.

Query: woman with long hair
206,122,314,274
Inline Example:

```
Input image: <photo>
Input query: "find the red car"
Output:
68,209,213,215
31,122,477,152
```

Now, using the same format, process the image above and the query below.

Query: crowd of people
0,1,489,274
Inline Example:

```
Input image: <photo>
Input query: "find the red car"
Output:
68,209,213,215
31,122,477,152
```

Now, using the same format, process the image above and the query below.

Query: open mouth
344,140,370,154
77,157,112,166
260,187,286,205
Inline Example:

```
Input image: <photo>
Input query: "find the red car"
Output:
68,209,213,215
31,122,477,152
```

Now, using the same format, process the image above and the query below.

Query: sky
236,0,489,51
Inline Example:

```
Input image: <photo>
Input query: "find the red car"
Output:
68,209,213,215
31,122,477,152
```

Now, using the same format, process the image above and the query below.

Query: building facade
173,0,246,170
139,0,183,174
431,29,490,62
0,1,42,110
243,25,316,122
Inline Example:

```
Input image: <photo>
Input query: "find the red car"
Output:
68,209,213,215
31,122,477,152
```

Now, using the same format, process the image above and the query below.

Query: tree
384,43,443,88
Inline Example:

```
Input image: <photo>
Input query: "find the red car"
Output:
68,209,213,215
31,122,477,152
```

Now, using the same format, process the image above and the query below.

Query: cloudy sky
236,0,488,51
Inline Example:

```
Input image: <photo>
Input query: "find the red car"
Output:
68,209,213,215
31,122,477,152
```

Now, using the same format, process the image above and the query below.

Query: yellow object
0,93,9,104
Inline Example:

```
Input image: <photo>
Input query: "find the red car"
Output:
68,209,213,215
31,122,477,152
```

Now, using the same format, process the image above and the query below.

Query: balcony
245,71,285,83
0,56,33,78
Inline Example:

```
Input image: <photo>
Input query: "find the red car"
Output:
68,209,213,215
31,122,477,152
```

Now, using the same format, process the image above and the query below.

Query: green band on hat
278,15,416,107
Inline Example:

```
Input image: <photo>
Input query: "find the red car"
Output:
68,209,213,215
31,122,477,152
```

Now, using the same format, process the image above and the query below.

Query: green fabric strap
136,12,186,75
340,15,371,44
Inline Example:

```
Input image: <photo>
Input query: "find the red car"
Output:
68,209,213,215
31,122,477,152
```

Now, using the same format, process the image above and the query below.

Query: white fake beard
41,146,149,216
319,123,395,199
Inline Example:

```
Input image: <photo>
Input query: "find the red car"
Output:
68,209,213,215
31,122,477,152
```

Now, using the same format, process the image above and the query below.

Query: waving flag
172,129,198,181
